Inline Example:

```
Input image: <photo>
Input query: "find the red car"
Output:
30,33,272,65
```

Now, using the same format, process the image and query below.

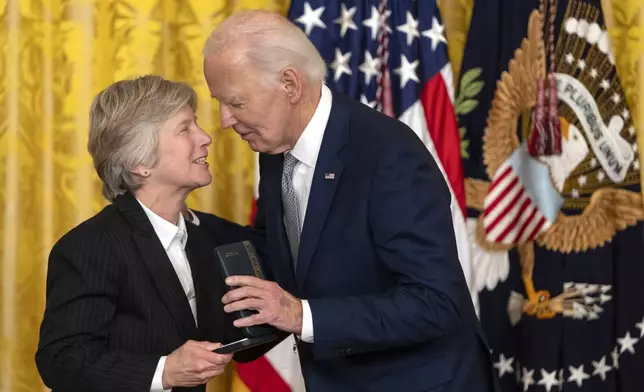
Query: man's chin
246,140,286,155
246,139,265,153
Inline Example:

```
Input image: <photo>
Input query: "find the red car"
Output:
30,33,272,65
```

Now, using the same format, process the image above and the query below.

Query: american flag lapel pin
324,173,335,180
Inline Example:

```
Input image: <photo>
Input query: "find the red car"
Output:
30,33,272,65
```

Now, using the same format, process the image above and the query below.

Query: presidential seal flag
459,0,644,391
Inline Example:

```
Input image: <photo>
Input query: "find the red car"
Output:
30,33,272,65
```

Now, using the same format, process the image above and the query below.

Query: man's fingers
222,286,266,304
225,275,267,288
233,312,265,328
224,298,263,313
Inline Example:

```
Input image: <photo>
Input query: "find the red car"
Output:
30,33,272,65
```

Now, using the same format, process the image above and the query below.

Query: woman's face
144,104,213,194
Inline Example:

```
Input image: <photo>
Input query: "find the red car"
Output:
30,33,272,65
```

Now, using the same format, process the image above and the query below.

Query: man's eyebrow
213,95,243,104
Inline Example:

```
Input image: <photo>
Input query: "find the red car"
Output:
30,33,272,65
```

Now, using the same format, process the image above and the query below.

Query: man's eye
231,103,244,109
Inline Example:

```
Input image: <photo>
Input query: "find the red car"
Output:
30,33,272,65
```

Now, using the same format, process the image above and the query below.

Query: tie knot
283,152,299,172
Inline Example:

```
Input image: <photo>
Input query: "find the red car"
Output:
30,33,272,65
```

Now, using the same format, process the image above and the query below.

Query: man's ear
282,67,303,104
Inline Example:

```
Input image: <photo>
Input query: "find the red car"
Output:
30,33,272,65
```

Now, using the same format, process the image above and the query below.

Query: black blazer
36,192,269,392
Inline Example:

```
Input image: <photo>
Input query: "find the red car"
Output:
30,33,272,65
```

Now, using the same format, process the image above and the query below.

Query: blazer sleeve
307,135,466,356
35,224,160,392
193,209,268,265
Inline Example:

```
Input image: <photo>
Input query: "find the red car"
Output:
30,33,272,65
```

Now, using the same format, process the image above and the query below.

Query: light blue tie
282,153,301,267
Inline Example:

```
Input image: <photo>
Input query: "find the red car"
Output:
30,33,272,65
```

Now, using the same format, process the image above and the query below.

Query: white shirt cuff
151,356,171,392
300,299,314,343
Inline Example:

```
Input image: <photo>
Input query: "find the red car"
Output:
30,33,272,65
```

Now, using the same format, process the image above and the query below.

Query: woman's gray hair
203,10,326,87
87,75,197,201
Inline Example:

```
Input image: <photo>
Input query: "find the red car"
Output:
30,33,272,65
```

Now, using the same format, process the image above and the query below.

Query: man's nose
220,104,238,129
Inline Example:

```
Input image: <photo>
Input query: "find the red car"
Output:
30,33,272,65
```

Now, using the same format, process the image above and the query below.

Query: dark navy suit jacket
246,90,500,392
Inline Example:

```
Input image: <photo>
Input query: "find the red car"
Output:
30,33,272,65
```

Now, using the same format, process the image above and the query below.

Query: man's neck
289,84,322,149
134,187,187,225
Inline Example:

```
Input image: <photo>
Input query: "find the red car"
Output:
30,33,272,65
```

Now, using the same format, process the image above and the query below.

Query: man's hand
161,340,232,389
222,276,303,334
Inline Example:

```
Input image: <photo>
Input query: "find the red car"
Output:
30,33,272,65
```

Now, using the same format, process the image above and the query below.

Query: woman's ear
131,166,151,178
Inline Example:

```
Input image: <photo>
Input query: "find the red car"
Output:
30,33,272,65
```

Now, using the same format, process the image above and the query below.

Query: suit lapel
295,92,350,288
114,193,197,340
185,223,228,340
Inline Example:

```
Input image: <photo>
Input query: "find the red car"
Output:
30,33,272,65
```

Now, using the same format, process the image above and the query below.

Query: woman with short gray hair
88,74,200,201
36,75,269,392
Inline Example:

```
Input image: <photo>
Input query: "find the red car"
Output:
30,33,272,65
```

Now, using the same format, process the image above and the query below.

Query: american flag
236,1,476,391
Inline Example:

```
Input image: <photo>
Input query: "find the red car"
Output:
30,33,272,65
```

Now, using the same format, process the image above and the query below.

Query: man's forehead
210,74,250,99
211,70,260,97
205,44,245,65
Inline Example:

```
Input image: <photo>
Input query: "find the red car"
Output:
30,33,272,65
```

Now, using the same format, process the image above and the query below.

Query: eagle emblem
465,1,644,322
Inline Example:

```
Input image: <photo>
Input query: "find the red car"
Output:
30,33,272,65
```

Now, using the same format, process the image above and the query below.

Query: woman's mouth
193,156,208,165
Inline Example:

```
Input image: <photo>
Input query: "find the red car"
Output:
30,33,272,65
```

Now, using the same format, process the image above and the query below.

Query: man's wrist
296,299,303,335
300,299,314,343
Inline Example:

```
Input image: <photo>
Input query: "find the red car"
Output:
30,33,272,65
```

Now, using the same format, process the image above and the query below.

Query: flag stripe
420,72,466,215
483,172,517,215
486,186,525,240
495,192,530,243
483,177,520,227
488,163,512,192
526,215,547,242
510,197,536,243
236,357,292,392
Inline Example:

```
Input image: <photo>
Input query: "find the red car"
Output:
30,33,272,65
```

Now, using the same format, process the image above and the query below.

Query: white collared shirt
138,200,196,392
288,84,333,229
286,84,333,344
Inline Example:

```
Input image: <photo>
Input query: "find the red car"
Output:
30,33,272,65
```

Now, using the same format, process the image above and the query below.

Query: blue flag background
458,0,644,391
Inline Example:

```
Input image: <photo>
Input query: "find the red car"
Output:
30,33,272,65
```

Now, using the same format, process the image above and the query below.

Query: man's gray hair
88,75,197,201
203,10,326,86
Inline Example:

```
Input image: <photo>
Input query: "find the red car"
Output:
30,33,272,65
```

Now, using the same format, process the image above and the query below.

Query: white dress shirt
137,200,197,392
286,84,333,343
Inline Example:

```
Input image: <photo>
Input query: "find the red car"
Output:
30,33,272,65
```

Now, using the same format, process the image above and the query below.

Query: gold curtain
602,0,644,198
0,1,288,391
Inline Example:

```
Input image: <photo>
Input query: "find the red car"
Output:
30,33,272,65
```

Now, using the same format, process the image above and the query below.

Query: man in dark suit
202,10,500,392
36,76,269,392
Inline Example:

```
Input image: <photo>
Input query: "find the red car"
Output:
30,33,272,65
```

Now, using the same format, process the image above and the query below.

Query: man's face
204,54,295,154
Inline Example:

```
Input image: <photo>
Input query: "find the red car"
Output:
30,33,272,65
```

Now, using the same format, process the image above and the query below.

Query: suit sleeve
35,226,160,391
307,137,465,354
231,194,291,363
193,206,268,264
